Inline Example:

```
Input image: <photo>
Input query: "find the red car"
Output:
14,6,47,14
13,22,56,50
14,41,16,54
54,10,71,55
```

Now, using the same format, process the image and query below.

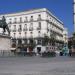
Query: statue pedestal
0,34,11,51
0,34,12,56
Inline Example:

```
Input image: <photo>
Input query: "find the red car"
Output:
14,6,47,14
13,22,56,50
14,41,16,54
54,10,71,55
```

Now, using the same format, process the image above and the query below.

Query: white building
0,8,68,52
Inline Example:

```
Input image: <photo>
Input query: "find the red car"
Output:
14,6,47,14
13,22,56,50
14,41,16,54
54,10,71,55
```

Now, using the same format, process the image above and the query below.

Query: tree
28,38,36,49
49,33,56,46
73,32,75,37
43,34,50,46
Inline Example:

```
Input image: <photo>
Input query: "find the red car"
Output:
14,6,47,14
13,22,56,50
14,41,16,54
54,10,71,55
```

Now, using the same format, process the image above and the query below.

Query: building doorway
37,47,41,54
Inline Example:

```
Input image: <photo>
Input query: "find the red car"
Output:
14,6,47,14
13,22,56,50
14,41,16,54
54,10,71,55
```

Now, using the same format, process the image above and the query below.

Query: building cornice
46,9,63,25
0,8,46,17
0,8,63,25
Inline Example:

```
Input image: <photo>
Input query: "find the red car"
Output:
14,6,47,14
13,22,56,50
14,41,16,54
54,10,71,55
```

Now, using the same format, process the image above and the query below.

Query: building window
14,18,17,23
18,25,22,32
19,32,21,38
39,14,41,17
24,39,27,44
37,22,41,30
9,18,11,20
38,31,41,37
38,31,40,33
9,18,12,24
18,39,22,45
25,32,27,34
30,32,33,38
30,32,32,33
38,14,41,20
23,24,27,31
24,17,28,22
14,25,16,30
47,23,49,32
39,22,41,28
8,25,11,31
13,25,16,32
29,23,33,31
20,25,22,30
25,32,27,38
37,40,41,44
13,33,16,38
20,17,22,23
30,16,33,21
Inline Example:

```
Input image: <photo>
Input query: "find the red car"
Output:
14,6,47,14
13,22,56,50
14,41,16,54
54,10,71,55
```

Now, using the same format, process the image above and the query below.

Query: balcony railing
47,28,49,31
8,18,43,24
37,27,41,30
8,21,24,24
37,18,42,21
30,19,33,21
18,21,22,23
12,30,16,32
8,22,12,24
23,28,28,31
13,21,17,24
29,28,33,31
12,37,16,39
24,20,28,22
16,36,22,39
18,29,22,32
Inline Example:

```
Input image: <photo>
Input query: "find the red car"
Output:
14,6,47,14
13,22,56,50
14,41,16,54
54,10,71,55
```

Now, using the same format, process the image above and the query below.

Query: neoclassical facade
0,8,67,49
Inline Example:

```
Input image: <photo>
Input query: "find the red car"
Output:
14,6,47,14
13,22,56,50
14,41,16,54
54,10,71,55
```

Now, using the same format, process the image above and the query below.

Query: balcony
24,36,27,39
13,21,17,24
8,22,12,24
12,30,16,32
24,20,28,23
46,19,49,22
37,18,42,21
29,28,33,31
37,27,41,30
18,21,23,23
46,19,53,24
16,36,22,39
47,28,49,31
23,28,28,31
12,37,16,39
30,19,33,22
18,29,22,32
29,35,33,39
9,29,11,32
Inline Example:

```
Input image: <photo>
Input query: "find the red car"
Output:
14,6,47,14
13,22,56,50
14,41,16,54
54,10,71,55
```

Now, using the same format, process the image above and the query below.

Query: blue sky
0,0,73,36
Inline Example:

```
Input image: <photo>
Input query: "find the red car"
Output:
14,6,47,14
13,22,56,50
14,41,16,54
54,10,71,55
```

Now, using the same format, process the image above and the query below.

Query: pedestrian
69,50,72,56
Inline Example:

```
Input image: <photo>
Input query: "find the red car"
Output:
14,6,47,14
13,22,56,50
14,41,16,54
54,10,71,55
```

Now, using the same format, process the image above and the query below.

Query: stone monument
0,16,11,56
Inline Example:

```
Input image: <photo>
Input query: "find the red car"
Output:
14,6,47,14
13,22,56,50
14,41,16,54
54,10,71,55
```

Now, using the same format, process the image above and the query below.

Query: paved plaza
0,56,75,75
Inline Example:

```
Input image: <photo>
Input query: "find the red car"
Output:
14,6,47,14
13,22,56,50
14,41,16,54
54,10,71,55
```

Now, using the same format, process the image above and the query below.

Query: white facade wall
0,8,65,43
5,11,47,39
46,11,64,41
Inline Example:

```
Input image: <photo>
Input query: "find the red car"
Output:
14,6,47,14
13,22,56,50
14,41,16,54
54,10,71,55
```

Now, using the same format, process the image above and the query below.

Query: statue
0,16,10,35
62,44,69,56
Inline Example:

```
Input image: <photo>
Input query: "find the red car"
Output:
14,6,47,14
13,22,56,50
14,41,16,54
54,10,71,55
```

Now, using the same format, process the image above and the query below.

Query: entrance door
18,39,22,45
37,47,41,54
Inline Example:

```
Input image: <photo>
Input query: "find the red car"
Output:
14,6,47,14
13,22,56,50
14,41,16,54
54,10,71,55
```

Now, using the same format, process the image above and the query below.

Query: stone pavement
0,56,75,75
